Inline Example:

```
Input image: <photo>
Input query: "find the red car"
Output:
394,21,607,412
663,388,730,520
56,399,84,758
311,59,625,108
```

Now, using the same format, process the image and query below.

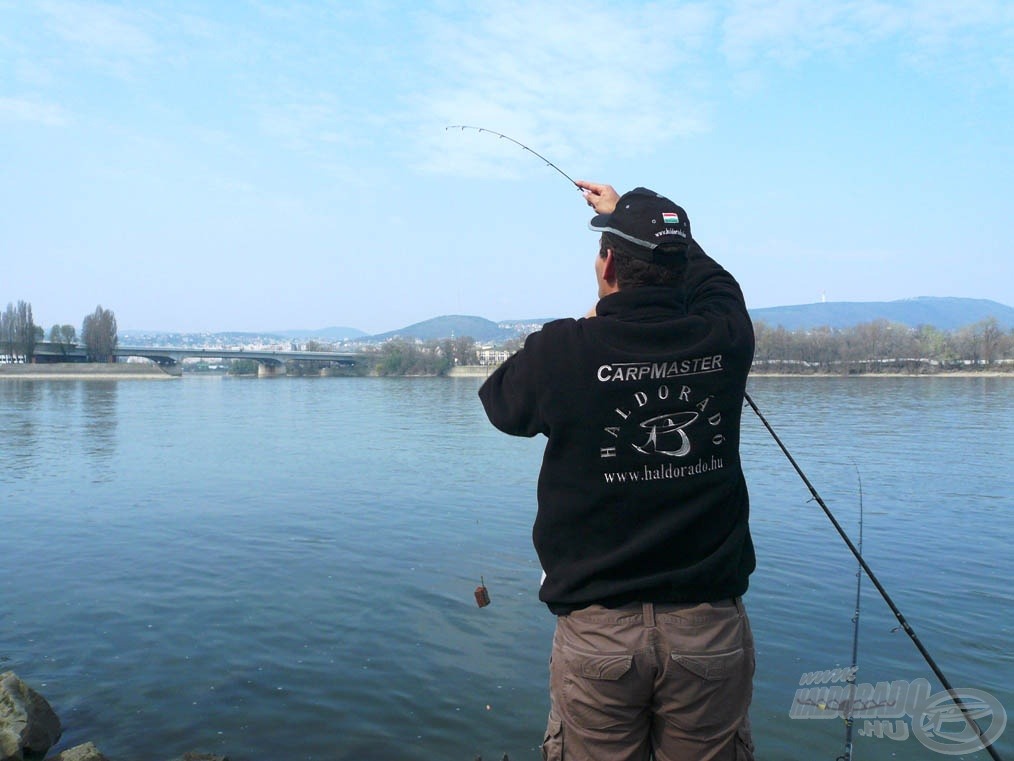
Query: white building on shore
475,347,513,366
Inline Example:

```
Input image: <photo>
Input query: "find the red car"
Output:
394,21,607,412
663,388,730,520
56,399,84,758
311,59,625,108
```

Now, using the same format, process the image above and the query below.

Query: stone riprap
0,672,227,761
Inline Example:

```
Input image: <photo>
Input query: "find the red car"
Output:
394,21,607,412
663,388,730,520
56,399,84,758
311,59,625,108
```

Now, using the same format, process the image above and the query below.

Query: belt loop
642,602,655,628
733,596,744,616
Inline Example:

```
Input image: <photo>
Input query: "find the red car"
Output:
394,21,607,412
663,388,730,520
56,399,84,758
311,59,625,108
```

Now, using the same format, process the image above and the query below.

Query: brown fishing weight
474,576,490,608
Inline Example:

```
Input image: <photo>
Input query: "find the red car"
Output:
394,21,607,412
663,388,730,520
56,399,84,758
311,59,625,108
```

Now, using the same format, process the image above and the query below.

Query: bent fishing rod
745,392,1003,761
445,126,582,190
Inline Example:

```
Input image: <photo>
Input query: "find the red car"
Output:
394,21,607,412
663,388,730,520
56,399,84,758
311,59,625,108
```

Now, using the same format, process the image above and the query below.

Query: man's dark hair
600,233,688,290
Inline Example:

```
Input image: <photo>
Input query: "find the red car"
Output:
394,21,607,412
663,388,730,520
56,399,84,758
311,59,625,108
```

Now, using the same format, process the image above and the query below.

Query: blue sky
1,1,1011,334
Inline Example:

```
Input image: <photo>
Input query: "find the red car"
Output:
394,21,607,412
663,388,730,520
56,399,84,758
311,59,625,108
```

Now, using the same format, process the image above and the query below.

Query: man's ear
602,249,617,285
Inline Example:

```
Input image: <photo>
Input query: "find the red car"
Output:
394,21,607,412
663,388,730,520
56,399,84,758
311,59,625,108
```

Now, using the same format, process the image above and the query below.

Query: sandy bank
0,363,180,380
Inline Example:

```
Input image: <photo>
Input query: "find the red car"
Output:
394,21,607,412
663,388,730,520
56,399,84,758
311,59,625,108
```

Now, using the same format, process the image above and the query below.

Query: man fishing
479,181,756,761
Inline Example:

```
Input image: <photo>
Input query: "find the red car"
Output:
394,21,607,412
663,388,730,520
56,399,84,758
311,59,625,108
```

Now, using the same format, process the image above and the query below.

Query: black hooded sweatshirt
479,242,756,614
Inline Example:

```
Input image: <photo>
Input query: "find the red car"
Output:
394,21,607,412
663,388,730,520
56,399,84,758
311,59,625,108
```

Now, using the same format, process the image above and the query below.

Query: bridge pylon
257,362,286,378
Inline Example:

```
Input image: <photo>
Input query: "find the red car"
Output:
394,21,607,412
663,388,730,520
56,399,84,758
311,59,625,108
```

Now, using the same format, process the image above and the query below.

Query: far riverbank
2,362,1010,381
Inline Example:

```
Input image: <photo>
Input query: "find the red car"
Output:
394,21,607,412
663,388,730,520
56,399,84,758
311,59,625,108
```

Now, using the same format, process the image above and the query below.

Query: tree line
752,317,1012,373
0,300,119,362
362,320,1014,376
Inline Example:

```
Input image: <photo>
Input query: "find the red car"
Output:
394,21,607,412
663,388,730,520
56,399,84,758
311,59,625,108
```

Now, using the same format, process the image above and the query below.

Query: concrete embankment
447,365,495,378
0,363,180,380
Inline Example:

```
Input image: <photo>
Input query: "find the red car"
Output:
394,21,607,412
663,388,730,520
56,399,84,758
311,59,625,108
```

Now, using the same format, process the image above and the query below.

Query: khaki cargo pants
542,598,755,761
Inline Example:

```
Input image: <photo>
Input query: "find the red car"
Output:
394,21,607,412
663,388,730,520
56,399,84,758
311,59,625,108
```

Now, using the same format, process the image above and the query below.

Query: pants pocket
559,648,637,730
662,648,751,734
670,647,745,681
541,711,564,761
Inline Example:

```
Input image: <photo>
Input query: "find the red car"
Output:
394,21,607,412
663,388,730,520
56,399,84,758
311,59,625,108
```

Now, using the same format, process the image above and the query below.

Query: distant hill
274,326,367,340
749,297,1013,331
373,298,1013,342
370,315,515,342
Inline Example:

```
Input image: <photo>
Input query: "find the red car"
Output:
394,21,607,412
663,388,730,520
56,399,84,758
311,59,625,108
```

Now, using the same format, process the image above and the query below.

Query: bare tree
914,325,955,365
82,305,118,362
453,336,477,365
21,301,37,361
0,303,14,360
0,300,38,362
979,318,1003,365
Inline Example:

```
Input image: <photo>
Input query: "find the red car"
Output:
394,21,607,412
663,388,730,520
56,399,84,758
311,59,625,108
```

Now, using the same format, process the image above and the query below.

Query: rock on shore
47,744,108,761
0,672,227,761
0,671,61,760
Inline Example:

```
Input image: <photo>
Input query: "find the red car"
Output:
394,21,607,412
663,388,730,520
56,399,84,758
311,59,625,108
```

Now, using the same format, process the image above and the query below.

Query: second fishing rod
745,392,1003,761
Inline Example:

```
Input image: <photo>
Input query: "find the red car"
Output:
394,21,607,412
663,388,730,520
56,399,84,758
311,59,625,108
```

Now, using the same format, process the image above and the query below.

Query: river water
1,375,1011,760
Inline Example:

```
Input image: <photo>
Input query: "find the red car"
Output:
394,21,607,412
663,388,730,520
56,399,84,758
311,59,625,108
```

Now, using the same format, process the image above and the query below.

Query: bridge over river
33,342,361,377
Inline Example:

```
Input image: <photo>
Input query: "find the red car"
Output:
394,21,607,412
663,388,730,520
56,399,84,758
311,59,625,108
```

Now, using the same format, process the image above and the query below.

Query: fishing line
837,464,863,761
447,124,579,613
445,126,582,190
744,392,1003,761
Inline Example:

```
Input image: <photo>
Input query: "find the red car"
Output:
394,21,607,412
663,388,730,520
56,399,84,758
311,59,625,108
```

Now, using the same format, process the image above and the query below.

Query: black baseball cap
589,187,691,262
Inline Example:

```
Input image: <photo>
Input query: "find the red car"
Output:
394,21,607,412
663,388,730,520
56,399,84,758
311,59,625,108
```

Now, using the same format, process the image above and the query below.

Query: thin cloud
411,0,715,178
256,97,348,151
721,0,1013,84
38,0,156,57
0,95,69,126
